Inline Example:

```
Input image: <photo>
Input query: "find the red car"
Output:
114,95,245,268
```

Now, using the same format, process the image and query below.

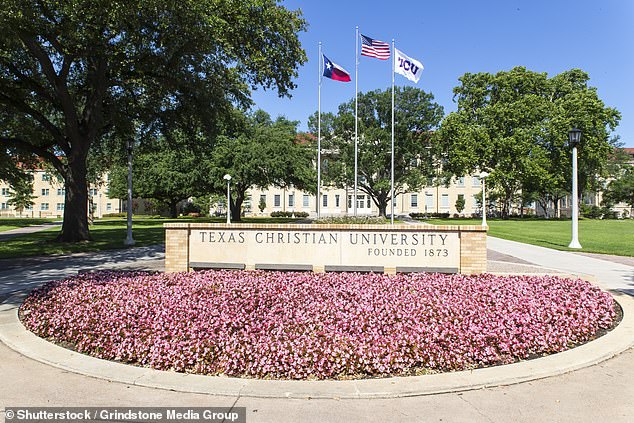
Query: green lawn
3,216,632,259
424,218,634,256
0,218,57,232
0,216,306,259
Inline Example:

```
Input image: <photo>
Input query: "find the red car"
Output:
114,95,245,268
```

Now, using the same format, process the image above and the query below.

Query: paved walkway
0,238,633,422
0,221,61,241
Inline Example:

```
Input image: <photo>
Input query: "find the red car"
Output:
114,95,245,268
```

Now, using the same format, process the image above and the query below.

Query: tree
6,174,36,214
455,195,465,214
602,167,634,215
258,197,267,213
0,0,307,241
208,110,315,222
438,67,620,218
314,87,443,217
108,138,210,218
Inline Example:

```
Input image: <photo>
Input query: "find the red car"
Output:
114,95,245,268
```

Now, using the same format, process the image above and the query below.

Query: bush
102,213,126,218
315,216,388,225
181,202,201,215
270,211,309,218
580,205,615,219
409,212,450,219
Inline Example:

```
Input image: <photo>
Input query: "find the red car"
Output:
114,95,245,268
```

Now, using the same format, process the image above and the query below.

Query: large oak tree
311,87,443,217
208,110,315,221
438,67,620,217
0,0,306,241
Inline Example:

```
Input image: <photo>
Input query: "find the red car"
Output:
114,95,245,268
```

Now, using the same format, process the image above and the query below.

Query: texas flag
322,54,351,82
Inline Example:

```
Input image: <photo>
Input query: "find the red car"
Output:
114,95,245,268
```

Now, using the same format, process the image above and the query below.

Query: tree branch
17,31,81,138
1,137,65,176
0,60,58,106
0,93,69,152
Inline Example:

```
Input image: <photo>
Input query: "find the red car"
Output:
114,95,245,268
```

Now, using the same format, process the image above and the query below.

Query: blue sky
251,0,634,147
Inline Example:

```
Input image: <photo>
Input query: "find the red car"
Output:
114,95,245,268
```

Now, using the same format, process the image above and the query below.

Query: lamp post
568,128,582,249
124,137,135,246
479,171,489,227
223,174,232,224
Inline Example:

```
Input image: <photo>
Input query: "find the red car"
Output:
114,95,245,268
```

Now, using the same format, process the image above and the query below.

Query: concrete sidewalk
487,236,634,295
0,240,633,422
0,221,61,241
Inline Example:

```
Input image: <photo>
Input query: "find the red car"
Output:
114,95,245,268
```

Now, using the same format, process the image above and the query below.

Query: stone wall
164,223,487,275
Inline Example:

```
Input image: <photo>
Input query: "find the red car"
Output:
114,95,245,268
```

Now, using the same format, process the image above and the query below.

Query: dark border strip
190,262,245,270
324,265,385,273
255,264,313,271
396,266,459,273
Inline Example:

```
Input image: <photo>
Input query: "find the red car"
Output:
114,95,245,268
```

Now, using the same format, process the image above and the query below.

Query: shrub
315,216,388,225
102,213,126,218
181,202,201,215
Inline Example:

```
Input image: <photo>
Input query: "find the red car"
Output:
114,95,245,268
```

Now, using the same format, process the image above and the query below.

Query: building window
274,194,281,207
303,194,310,208
41,188,49,196
106,203,112,212
367,197,371,209
1,188,10,196
441,194,449,208
1,203,7,209
288,194,294,207
41,203,49,211
335,194,340,208
472,176,480,187
425,193,433,209
57,188,65,196
410,194,418,208
42,174,50,181
89,188,98,197
457,177,465,187
322,194,328,208
56,203,64,211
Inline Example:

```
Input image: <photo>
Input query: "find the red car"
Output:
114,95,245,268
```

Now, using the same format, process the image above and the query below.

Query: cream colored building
246,174,493,218
0,169,120,219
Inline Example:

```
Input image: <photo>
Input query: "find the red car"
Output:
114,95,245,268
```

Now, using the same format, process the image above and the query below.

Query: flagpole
354,26,359,217
390,39,395,225
317,42,322,219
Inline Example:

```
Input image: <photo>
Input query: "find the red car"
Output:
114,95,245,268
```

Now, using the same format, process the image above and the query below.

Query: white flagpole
390,39,395,225
354,26,359,217
317,42,322,219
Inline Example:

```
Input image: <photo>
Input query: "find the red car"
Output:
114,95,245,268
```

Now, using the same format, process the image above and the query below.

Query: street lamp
479,171,489,227
223,174,232,224
568,128,582,249
124,137,135,246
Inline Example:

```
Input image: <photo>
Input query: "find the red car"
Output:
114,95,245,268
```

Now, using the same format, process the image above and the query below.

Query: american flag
360,34,390,60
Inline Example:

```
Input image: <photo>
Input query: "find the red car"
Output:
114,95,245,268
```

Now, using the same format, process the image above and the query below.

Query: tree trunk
231,191,245,222
57,158,90,242
169,201,178,218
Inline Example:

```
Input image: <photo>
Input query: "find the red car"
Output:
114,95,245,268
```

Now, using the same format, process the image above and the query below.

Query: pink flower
20,270,617,379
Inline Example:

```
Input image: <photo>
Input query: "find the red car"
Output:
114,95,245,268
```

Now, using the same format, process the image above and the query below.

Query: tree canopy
208,110,315,221
0,0,307,240
438,67,620,217
602,166,634,213
312,87,443,217
107,137,210,218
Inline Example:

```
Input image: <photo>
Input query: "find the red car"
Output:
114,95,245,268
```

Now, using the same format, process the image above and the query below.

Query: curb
1,285,633,399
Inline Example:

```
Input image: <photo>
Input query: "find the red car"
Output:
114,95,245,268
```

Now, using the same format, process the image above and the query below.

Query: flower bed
21,270,617,380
